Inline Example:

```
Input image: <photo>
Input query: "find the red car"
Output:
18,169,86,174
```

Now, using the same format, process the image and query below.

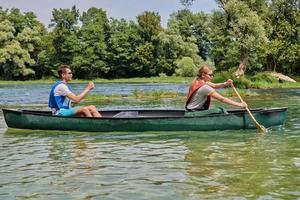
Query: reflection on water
0,84,300,199
185,131,300,199
1,129,299,199
0,130,191,199
0,83,188,106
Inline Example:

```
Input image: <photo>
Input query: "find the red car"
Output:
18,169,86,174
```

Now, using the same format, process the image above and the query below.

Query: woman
185,65,247,111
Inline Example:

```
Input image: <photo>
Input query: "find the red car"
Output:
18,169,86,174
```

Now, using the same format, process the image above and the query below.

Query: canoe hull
2,108,287,132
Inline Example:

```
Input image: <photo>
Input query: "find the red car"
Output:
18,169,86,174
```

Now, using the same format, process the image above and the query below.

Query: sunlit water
0,83,299,199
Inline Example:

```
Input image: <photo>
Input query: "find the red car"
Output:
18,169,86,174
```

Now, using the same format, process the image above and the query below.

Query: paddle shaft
231,84,266,132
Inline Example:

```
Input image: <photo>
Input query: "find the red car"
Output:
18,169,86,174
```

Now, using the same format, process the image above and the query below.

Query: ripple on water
0,137,195,199
0,86,300,199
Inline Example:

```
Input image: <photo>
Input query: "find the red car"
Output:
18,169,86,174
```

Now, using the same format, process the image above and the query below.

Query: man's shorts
56,106,81,116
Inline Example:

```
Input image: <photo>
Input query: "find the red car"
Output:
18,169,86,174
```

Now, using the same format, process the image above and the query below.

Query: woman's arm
207,79,232,89
210,91,247,108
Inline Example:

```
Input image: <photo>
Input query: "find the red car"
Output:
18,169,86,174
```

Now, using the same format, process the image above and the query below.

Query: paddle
231,83,267,133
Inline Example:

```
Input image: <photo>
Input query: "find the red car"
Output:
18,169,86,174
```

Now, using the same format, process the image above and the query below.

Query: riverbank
0,76,190,85
0,75,299,88
81,89,260,106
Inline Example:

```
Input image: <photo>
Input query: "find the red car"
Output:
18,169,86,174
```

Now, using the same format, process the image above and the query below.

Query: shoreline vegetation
0,74,292,108
1,4,299,85
82,89,260,106
0,73,299,89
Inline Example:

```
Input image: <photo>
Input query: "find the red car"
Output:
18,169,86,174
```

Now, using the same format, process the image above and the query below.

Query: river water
0,83,299,199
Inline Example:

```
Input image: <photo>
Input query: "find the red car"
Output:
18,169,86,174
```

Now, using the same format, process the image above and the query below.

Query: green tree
175,56,197,77
72,7,110,78
266,0,300,75
6,8,44,33
153,12,202,76
0,8,44,79
106,19,143,77
49,6,80,66
207,10,240,71
193,12,211,60
0,20,35,79
137,11,163,42
181,0,269,76
217,0,268,77
156,31,201,75
132,42,156,76
168,9,210,60
134,11,163,76
36,32,56,78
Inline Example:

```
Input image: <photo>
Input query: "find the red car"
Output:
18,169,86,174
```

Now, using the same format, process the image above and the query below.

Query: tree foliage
137,11,162,42
72,7,109,78
0,8,44,79
266,0,300,74
175,56,197,77
48,5,80,66
0,2,299,80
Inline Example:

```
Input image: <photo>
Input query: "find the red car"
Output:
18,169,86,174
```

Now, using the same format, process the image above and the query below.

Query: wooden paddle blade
231,83,267,134
255,123,267,133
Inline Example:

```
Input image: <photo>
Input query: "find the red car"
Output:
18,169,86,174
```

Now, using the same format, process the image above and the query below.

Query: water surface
0,83,299,199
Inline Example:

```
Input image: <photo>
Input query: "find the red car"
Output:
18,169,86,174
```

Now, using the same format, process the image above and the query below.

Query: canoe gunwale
2,107,288,120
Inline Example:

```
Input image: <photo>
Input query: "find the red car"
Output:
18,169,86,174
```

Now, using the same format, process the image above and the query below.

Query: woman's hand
239,101,248,108
226,79,233,87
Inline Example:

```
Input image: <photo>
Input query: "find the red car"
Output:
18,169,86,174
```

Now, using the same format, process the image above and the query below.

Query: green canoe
2,107,287,132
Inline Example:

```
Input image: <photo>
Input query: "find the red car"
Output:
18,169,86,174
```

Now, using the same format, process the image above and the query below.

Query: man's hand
87,82,95,90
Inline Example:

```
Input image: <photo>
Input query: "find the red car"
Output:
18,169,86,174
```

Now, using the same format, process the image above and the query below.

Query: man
186,64,247,111
48,64,101,117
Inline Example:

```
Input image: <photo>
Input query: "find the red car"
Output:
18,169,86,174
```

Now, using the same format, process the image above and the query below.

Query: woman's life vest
185,78,211,110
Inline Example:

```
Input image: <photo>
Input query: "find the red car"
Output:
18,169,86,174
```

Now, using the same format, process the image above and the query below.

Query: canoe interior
19,108,284,118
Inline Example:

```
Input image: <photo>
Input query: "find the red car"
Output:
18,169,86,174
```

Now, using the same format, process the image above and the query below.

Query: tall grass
213,71,299,89
0,73,299,88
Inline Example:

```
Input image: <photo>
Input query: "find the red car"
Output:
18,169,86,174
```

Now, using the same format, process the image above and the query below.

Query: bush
212,72,252,88
232,76,252,89
250,72,278,83
175,57,197,77
212,71,232,83
159,73,167,78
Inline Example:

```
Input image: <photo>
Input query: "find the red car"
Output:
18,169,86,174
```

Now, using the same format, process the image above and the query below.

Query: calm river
0,83,299,199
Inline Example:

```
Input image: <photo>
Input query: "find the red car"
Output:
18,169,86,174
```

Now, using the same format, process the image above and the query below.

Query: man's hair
58,64,71,78
197,64,212,77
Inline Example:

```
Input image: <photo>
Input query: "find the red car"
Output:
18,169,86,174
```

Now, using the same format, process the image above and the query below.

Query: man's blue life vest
48,81,71,111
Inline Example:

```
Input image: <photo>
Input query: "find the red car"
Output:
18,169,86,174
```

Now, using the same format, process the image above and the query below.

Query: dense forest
0,0,299,80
